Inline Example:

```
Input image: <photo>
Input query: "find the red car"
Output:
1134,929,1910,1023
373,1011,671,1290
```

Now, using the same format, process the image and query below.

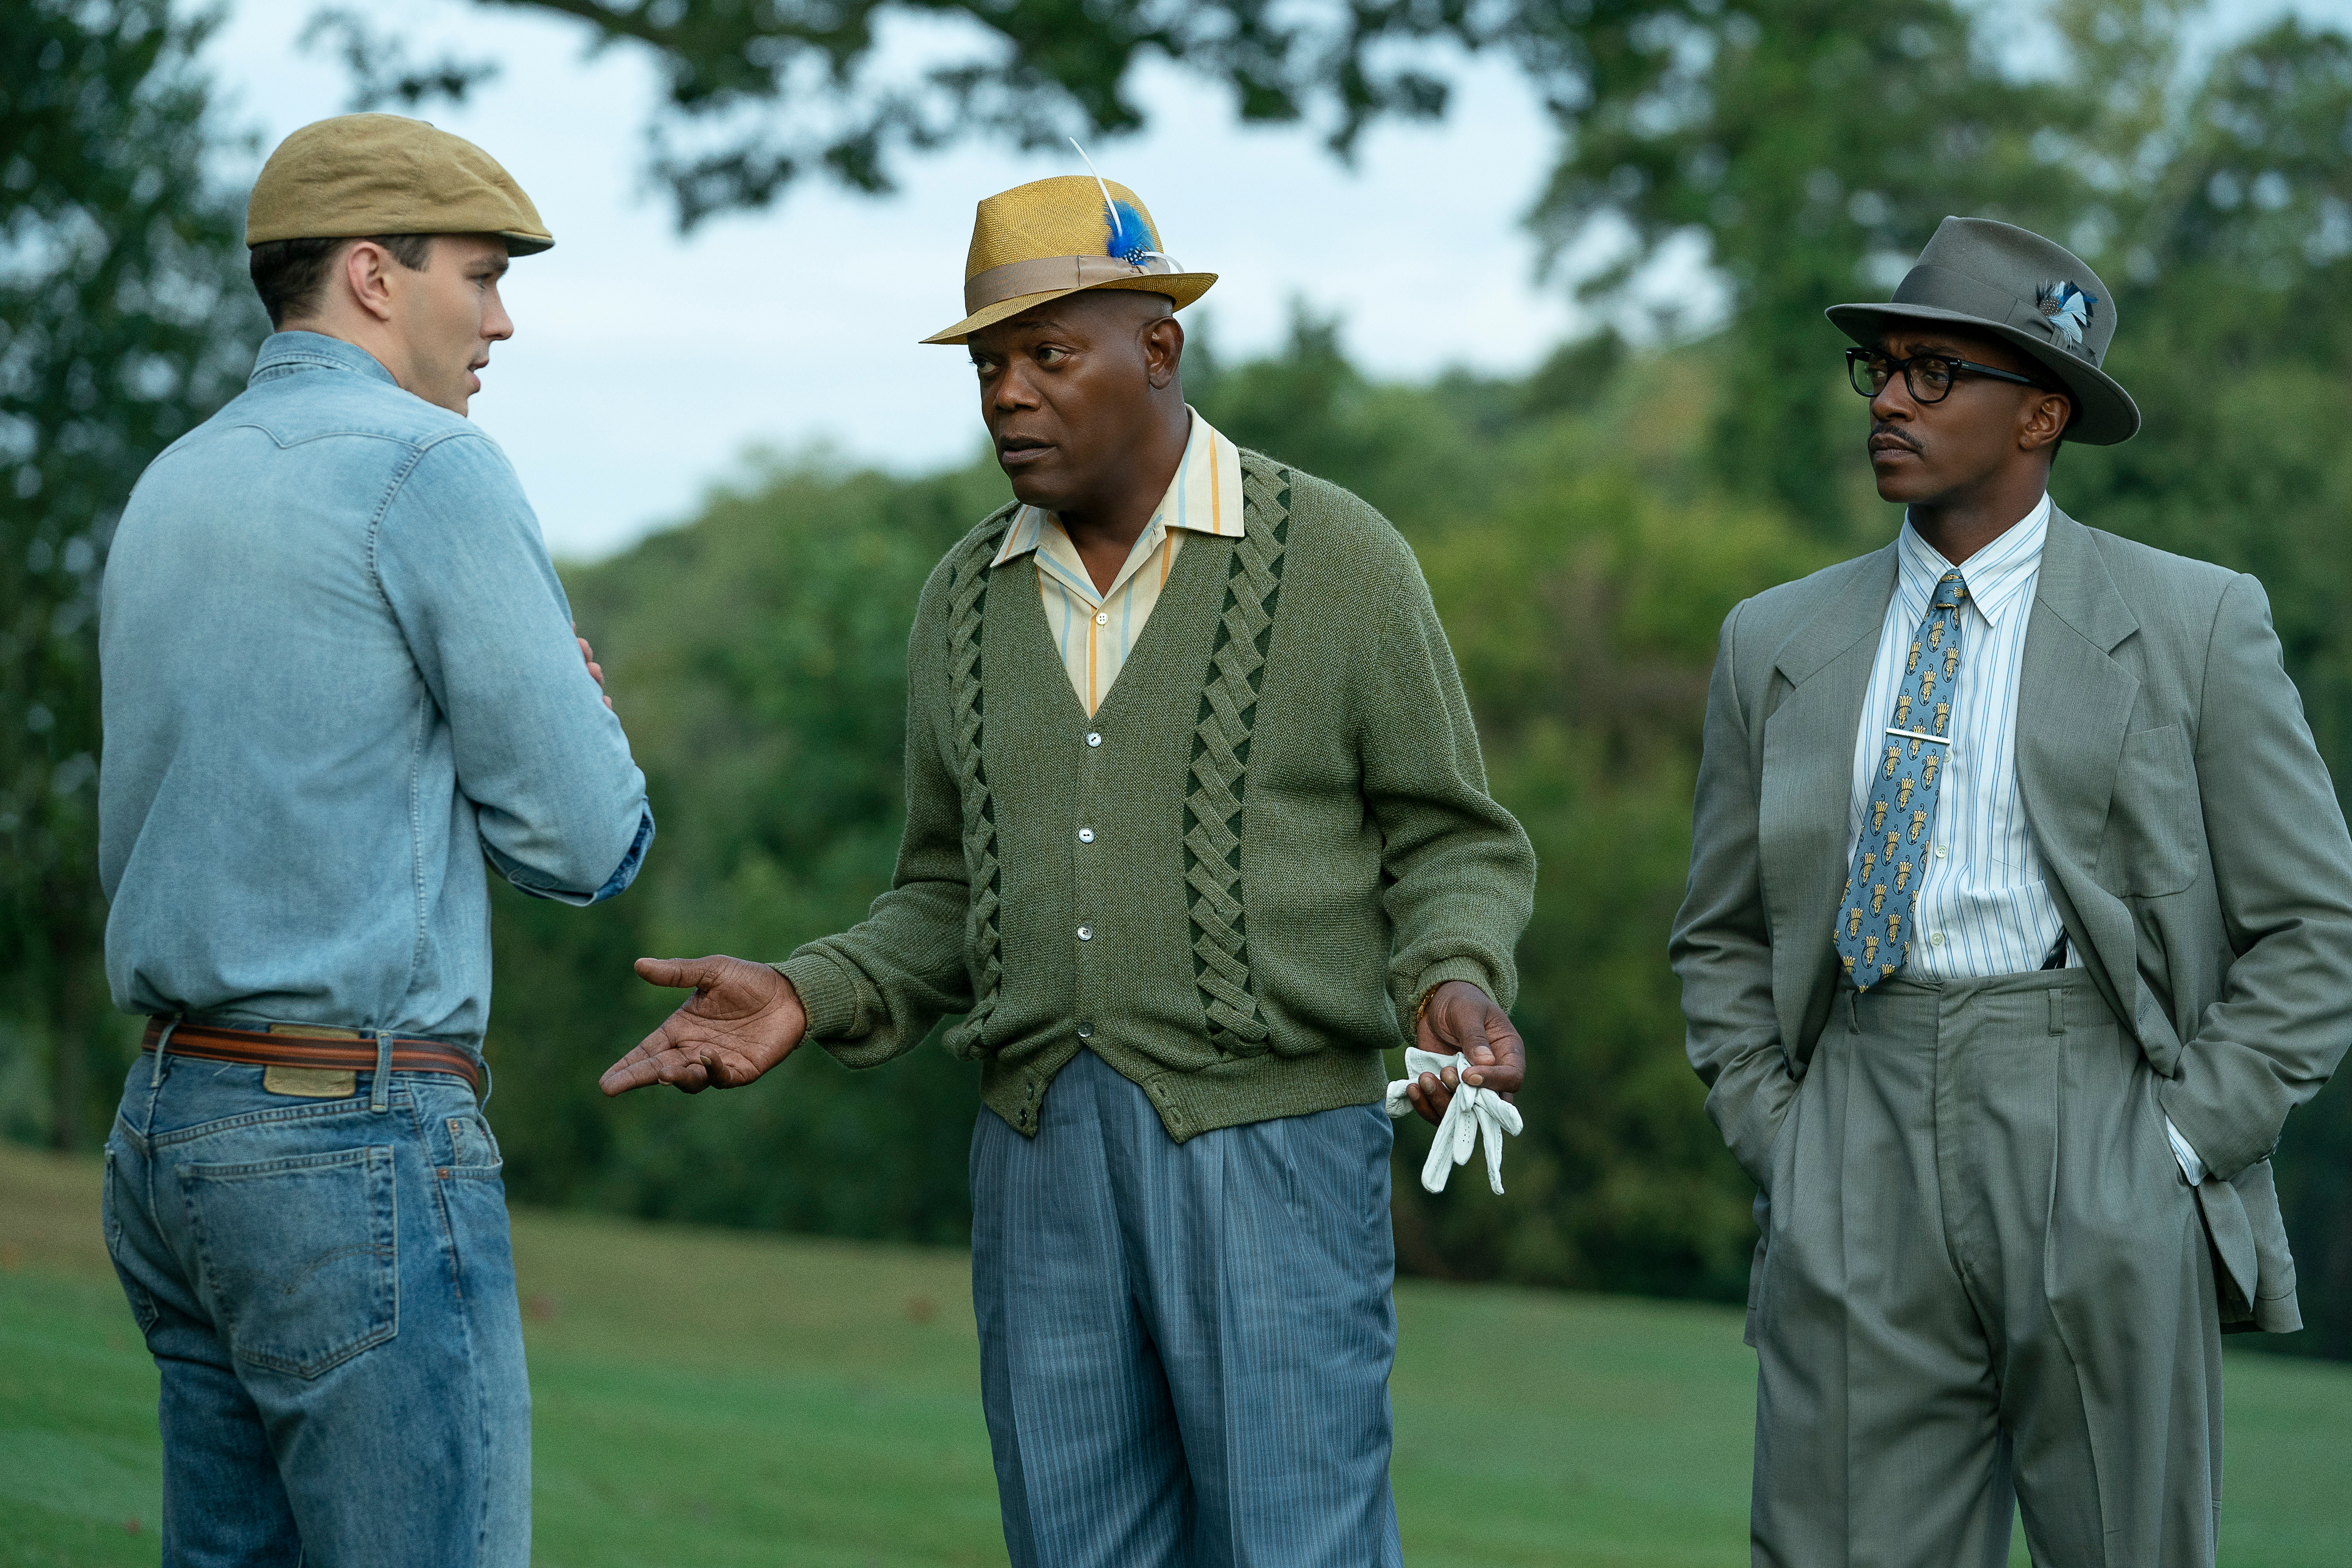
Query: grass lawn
5,1140,2348,1565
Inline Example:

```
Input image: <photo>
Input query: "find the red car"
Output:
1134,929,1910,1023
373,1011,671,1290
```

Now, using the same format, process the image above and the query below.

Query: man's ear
341,241,399,325
2020,389,2071,455
1143,314,1183,390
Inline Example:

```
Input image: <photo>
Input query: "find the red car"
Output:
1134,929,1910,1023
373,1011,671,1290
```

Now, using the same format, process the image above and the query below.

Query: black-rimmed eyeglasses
1846,347,2049,404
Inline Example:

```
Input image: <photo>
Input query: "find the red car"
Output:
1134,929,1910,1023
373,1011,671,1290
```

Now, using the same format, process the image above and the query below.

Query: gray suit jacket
1670,507,2352,1332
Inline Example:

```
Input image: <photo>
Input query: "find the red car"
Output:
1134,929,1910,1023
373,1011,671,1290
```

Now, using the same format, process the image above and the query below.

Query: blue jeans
102,1045,531,1566
970,1049,1403,1568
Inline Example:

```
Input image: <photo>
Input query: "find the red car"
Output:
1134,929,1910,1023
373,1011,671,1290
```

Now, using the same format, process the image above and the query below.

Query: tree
329,0,1727,228
410,0,2102,519
0,0,265,1147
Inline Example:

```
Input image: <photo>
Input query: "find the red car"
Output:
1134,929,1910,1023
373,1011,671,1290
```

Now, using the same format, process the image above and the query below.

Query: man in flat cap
601,172,1535,1564
99,114,651,1565
1672,215,2352,1564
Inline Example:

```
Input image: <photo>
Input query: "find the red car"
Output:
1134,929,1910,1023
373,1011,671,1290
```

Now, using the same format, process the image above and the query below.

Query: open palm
599,955,808,1095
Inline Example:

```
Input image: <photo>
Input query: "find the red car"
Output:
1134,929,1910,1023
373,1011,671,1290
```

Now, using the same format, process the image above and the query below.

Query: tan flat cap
247,114,553,256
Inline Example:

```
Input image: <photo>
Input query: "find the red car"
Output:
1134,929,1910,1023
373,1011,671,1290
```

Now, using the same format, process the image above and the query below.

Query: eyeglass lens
1849,352,1958,403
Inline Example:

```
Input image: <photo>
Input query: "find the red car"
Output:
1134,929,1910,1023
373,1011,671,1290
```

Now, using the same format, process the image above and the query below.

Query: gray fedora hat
1827,216,2139,445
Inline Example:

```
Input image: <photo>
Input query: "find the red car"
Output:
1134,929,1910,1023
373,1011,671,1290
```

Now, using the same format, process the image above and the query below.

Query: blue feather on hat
2036,280,2097,352
1069,139,1165,267
1105,199,1154,265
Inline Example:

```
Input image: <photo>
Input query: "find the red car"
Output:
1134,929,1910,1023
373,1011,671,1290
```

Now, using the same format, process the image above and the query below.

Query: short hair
249,234,434,327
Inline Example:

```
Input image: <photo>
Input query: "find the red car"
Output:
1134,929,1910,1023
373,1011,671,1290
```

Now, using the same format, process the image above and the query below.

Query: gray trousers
1752,971,2222,1567
969,1047,1403,1568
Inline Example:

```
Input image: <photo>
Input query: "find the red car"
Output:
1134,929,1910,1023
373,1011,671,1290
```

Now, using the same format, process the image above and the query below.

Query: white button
1094,612,1108,625
1078,828,1095,843
1085,732,1102,747
1936,845,1947,859
1930,931,1945,947
1077,926,1093,941
1076,1023,1094,1039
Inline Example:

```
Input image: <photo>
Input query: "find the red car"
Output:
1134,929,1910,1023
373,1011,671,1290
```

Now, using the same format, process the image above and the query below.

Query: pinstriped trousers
970,1047,1405,1568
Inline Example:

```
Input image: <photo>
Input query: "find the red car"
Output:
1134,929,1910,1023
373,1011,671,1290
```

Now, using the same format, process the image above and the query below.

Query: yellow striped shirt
991,408,1246,715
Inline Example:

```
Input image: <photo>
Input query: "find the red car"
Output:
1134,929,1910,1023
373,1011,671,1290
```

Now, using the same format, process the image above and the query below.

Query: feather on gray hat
1827,216,2139,445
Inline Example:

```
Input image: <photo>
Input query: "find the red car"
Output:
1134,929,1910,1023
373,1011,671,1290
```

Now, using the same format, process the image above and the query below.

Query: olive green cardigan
777,452,1535,1141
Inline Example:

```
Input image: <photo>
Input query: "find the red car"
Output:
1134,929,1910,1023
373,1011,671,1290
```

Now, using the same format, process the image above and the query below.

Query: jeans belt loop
150,1017,180,1089
370,1031,393,1113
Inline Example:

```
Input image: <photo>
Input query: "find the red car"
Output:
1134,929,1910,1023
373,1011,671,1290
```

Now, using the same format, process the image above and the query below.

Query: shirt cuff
588,809,655,904
2165,1115,2206,1186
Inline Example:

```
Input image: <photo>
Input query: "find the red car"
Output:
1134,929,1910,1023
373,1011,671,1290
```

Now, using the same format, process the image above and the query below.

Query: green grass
5,1142,2349,1565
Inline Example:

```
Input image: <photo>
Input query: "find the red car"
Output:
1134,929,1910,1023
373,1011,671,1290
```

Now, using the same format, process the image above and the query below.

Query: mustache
1870,423,1922,454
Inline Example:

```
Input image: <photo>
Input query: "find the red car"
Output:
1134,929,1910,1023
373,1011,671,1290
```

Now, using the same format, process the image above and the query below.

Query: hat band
1893,263,2101,363
964,252,1180,316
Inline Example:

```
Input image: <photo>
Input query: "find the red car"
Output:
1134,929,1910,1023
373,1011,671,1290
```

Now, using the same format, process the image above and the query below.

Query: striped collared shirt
992,407,1245,715
1846,494,2076,979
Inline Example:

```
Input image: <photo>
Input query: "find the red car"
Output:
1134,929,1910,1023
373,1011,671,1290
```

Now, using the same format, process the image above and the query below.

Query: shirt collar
992,406,1246,572
1897,492,2052,630
248,330,400,388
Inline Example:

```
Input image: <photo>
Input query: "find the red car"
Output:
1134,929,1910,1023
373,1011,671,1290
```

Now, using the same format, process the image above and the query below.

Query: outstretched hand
1403,980,1526,1127
599,956,807,1096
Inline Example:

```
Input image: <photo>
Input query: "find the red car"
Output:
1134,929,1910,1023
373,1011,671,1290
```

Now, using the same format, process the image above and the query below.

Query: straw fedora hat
1827,216,2139,445
922,174,1215,345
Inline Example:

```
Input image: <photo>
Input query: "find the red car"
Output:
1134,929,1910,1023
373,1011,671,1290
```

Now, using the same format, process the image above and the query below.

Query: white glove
1384,1046,1524,1195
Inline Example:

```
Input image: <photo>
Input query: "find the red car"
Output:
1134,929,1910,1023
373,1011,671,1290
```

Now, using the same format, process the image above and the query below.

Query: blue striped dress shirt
1848,496,2069,978
1844,495,2204,1179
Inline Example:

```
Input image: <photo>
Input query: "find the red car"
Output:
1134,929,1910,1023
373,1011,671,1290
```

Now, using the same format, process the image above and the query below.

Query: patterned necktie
1837,570,1968,991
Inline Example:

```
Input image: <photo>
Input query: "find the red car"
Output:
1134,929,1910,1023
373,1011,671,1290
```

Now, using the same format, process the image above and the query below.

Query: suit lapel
1761,545,1897,1058
2016,507,2142,1022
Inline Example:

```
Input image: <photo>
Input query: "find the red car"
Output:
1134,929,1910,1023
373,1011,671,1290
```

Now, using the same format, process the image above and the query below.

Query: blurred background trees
7,0,2352,1354
0,0,266,1149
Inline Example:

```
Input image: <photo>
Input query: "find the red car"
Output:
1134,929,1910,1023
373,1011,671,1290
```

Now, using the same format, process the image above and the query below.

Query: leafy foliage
466,0,1493,226
0,0,266,1147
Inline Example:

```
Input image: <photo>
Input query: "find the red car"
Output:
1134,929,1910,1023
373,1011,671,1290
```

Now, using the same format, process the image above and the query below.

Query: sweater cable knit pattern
1184,463,1292,1052
945,508,1018,1055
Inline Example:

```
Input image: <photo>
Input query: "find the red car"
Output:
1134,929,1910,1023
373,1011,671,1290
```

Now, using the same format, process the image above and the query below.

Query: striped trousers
970,1047,1404,1568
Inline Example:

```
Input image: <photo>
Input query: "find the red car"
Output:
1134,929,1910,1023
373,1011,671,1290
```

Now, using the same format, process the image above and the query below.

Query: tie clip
1886,727,1949,746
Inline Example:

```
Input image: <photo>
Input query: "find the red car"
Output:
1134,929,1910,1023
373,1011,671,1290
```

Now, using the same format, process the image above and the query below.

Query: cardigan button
1078,828,1094,843
1076,1023,1094,1039
1077,926,1093,941
1085,731,1102,748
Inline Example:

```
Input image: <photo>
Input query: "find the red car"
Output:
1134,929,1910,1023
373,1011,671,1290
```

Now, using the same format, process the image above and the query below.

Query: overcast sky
200,0,2352,560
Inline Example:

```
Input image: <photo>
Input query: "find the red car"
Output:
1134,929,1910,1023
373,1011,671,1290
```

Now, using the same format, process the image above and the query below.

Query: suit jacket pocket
2102,725,2201,897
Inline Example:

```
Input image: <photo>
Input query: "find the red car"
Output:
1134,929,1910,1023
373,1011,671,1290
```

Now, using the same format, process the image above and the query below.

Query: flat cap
247,113,554,255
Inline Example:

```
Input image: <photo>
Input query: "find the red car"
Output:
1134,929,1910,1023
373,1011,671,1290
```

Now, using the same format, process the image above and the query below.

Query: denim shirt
99,332,653,1048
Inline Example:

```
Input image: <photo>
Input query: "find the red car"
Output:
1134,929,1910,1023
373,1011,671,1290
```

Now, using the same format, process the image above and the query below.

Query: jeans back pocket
180,1145,398,1378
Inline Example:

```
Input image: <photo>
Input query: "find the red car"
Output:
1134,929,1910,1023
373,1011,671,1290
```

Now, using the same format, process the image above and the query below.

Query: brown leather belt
142,1018,481,1092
